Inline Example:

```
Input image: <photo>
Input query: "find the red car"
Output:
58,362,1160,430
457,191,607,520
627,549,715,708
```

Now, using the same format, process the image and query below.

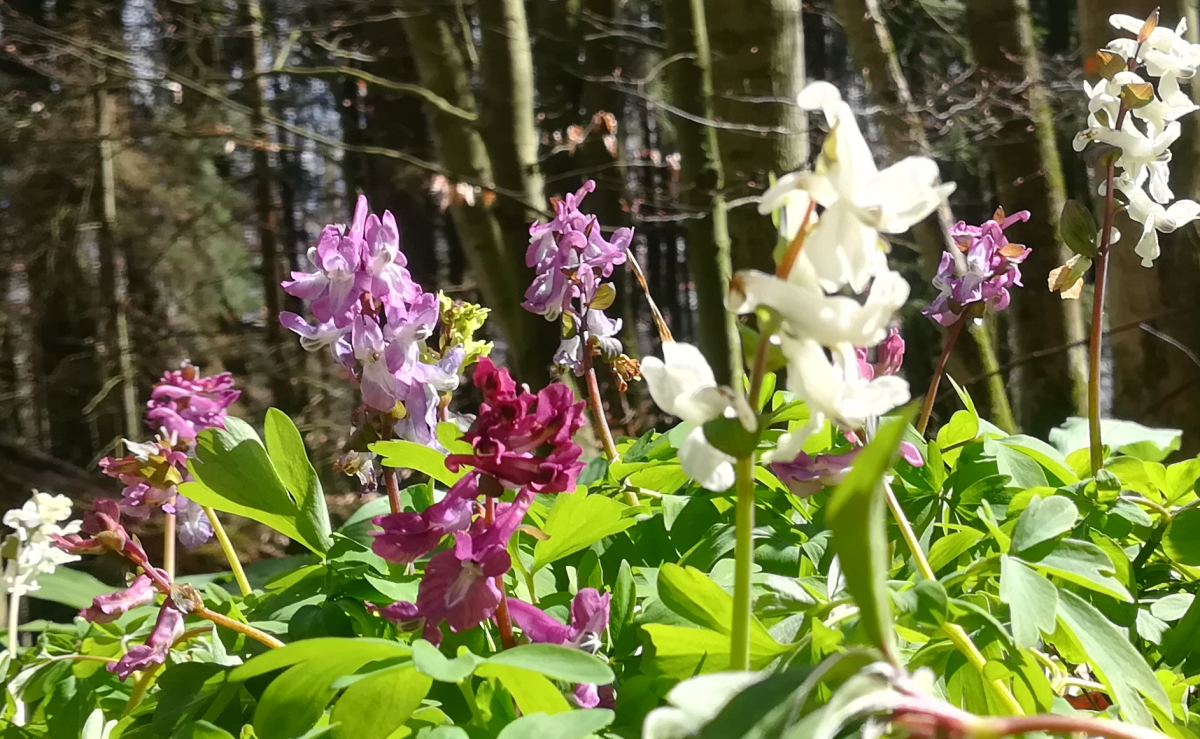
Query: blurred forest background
1,0,1197,514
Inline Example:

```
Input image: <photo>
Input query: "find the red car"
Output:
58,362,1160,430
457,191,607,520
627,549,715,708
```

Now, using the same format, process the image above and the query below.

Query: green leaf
27,567,112,609
496,709,615,739
1010,496,1078,554
1059,199,1099,257
1019,538,1132,602
181,417,331,555
826,405,917,664
411,640,481,683
474,663,570,715
369,439,466,486
174,722,237,739
1164,507,1200,565
656,564,783,655
703,417,759,458
999,556,1058,648
927,530,984,572
330,665,432,739
611,561,636,648
231,638,410,681
1049,417,1181,462
642,624,780,678
1161,592,1200,666
913,580,948,626
252,650,394,739
532,492,636,571
1056,589,1170,726
997,436,1080,485
264,408,333,547
436,421,473,454
484,643,614,685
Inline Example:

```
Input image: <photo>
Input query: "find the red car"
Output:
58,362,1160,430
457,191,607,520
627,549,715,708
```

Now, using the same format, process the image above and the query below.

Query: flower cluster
99,364,239,547
1074,12,1200,266
924,209,1032,326
52,499,183,680
508,589,613,707
371,359,585,643
2,492,80,598
281,195,487,459
524,180,632,376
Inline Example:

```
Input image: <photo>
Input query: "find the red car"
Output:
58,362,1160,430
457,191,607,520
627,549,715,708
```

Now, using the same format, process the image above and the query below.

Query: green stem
884,483,1023,715
968,320,1016,434
918,317,966,436
6,563,19,656
163,512,176,582
731,455,756,671
123,660,165,716
203,507,251,597
458,679,484,724
192,604,284,649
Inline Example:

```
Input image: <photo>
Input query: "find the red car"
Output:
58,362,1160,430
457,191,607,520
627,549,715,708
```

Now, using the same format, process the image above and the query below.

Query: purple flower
171,496,214,548
107,603,185,680
372,475,478,564
282,197,371,328
80,573,159,623
51,499,147,564
445,360,586,493
509,589,612,708
352,316,401,412
855,328,905,381
407,491,533,641
362,205,419,310
924,210,1031,326
772,441,923,497
145,365,239,441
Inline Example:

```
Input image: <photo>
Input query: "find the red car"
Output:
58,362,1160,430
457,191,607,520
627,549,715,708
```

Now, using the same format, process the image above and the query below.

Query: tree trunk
662,0,743,385
93,73,139,441
963,0,1088,436
240,0,294,411
401,5,554,384
704,0,807,274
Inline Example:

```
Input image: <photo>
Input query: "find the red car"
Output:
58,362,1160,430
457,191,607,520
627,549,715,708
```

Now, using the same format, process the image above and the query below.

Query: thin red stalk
917,317,966,436
1088,105,1129,475
384,466,403,515
484,496,516,650
582,350,620,461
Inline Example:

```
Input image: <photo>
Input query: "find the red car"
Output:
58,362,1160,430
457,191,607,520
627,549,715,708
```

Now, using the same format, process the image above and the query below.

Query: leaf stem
458,679,485,725
203,507,251,597
123,660,165,716
884,482,1023,715
384,467,403,515
484,496,517,650
918,317,966,436
582,351,637,506
5,560,19,656
731,455,756,671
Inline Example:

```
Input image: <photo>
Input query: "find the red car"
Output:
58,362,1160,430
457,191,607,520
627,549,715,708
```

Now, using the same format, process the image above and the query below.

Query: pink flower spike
80,574,159,624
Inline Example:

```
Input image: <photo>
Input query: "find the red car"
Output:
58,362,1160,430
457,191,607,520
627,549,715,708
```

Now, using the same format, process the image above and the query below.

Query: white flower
643,671,765,739
728,262,909,349
81,709,116,739
758,82,954,292
642,342,754,492
1094,118,1180,203
1120,184,1200,266
769,338,910,463
2,491,80,597
1109,14,1200,77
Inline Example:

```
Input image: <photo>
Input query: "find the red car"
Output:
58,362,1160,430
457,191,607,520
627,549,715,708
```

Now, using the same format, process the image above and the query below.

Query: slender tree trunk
963,0,1088,436
240,0,293,411
704,0,807,274
93,73,139,441
662,0,742,385
401,5,553,383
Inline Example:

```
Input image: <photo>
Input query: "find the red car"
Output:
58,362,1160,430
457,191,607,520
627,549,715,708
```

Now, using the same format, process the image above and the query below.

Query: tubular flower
79,573,160,624
107,603,185,681
2,492,82,597
145,365,239,442
509,588,613,708
924,210,1031,327
371,475,478,565
772,442,924,498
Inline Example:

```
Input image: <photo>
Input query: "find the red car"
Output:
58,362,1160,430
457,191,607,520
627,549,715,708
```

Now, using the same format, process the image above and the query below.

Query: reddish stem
384,466,403,515
917,317,966,436
484,496,516,650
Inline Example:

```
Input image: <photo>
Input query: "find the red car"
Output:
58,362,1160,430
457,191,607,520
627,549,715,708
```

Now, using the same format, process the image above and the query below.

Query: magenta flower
924,210,1032,326
80,573,160,624
772,442,924,497
51,499,146,563
856,328,905,380
408,492,534,642
509,588,612,708
446,359,586,493
352,316,401,412
107,603,185,680
282,197,371,328
371,475,478,564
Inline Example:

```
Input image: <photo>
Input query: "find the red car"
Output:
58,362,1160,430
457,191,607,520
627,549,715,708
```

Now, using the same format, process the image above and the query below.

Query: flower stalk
917,317,966,436
730,455,757,671
163,512,176,582
484,497,516,650
203,507,251,597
